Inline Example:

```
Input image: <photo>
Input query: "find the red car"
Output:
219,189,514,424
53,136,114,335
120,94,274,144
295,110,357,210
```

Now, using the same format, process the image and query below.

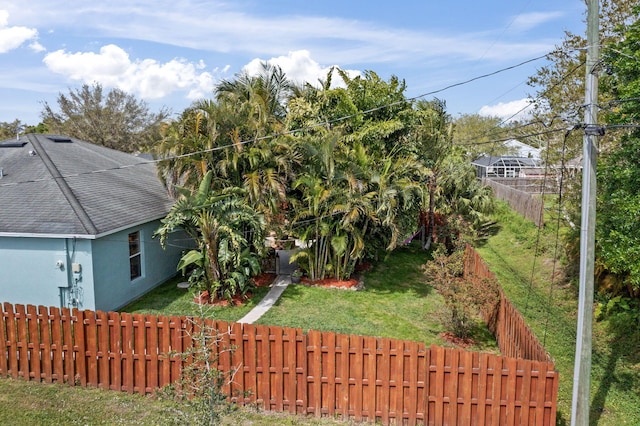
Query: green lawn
476,200,640,426
0,377,358,426
120,276,271,322
122,243,497,351
257,243,497,350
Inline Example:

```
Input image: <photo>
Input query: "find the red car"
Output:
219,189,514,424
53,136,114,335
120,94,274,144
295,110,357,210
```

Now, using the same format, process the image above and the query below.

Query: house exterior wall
0,236,94,310
92,220,186,312
0,221,186,312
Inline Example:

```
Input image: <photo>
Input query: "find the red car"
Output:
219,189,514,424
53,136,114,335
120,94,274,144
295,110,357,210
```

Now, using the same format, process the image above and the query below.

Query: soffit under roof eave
92,214,169,239
0,232,96,239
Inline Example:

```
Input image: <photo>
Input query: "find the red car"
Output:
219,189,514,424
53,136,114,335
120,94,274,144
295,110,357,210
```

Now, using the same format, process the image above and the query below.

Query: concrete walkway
237,275,290,324
237,249,298,324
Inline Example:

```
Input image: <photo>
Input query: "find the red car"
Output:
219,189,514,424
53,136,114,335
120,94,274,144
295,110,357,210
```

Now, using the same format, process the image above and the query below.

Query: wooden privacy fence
464,245,552,363
0,301,558,425
485,178,558,195
482,178,545,227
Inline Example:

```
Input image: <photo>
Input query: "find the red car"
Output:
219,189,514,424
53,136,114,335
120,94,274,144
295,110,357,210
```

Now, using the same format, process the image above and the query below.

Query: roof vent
0,141,27,148
48,136,72,143
29,149,37,156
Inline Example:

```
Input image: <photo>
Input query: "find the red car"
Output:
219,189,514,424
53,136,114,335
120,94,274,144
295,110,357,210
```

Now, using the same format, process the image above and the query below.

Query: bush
423,246,499,339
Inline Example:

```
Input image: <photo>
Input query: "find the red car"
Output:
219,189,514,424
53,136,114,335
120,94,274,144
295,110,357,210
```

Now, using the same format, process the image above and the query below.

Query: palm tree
154,106,214,194
154,93,293,228
290,132,421,280
155,171,265,301
411,99,494,250
216,62,292,122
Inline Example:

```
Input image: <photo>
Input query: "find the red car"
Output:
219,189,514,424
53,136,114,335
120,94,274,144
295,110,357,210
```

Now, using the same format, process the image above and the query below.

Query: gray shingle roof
0,134,173,238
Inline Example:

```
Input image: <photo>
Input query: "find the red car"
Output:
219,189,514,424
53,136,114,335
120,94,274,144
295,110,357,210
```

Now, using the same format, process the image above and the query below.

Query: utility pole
571,0,600,424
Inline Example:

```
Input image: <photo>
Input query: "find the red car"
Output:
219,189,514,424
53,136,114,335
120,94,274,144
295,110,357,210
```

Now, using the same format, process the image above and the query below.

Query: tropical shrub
423,246,499,339
156,171,265,301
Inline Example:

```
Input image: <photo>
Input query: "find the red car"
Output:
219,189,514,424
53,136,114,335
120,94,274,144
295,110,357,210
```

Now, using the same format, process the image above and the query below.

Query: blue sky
0,0,586,126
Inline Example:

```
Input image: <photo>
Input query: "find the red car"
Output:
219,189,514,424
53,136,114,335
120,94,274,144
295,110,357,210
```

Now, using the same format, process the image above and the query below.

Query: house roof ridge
26,134,99,235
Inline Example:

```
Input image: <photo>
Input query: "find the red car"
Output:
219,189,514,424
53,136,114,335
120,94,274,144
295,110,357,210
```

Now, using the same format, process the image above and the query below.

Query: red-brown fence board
464,245,553,364
0,246,559,425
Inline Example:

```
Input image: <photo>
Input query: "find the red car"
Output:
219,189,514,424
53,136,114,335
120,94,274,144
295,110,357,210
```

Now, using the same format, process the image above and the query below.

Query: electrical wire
454,55,588,148
542,127,570,348
458,127,570,146
523,131,555,316
408,54,550,102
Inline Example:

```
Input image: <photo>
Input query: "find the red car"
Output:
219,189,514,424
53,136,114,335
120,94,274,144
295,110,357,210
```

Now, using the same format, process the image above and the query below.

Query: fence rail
1,297,557,425
485,177,559,195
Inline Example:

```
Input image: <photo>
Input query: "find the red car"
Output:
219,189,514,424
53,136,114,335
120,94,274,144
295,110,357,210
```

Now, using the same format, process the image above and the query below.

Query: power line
408,54,550,102
454,56,588,148
543,128,570,349
457,127,570,146
523,131,556,316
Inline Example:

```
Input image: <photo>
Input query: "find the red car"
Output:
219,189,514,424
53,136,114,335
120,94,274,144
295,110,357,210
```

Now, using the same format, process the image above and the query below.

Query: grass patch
0,377,187,425
258,243,498,351
476,201,640,426
120,275,271,322
0,377,360,425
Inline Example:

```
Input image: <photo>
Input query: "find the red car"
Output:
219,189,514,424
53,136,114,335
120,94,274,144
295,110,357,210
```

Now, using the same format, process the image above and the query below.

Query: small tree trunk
426,178,437,249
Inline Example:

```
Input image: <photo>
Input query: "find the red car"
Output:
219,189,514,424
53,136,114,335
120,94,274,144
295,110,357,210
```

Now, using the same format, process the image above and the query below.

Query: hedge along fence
482,178,544,227
464,245,553,363
0,301,558,425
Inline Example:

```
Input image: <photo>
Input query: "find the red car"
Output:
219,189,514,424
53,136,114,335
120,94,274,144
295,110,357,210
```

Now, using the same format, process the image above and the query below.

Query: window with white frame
129,231,142,280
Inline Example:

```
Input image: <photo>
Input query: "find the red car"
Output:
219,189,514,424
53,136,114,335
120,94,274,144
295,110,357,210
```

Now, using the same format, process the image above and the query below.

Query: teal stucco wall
92,220,186,312
0,236,94,309
0,221,187,312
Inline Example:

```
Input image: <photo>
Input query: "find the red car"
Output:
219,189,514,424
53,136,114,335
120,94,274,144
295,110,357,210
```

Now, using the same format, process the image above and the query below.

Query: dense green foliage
0,119,47,139
156,65,493,287
155,171,265,301
526,1,640,307
597,7,640,296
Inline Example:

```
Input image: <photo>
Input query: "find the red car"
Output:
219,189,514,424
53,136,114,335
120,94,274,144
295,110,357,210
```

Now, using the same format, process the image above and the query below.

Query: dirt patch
300,276,361,290
194,290,252,306
440,332,476,349
252,273,278,287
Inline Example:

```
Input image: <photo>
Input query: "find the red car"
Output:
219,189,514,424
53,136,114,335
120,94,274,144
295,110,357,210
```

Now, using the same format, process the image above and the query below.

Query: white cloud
510,11,564,32
243,50,360,88
42,44,217,100
4,2,557,66
478,98,534,122
29,41,46,53
0,10,39,53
